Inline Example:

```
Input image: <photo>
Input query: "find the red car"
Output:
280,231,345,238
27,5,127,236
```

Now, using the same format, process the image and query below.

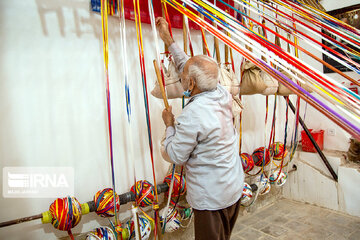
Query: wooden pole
0,214,42,228
153,60,169,109
213,22,221,63
183,16,188,54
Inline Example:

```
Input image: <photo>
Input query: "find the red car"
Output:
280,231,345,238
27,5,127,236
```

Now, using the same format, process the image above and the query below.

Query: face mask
183,89,192,97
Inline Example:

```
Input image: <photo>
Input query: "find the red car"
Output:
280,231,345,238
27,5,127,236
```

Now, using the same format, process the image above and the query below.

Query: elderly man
156,17,244,240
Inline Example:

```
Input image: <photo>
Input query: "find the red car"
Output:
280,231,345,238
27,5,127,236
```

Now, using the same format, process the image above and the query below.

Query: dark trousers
193,199,241,240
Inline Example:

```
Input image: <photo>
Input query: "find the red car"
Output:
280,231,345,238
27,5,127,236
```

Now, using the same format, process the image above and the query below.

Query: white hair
187,55,220,92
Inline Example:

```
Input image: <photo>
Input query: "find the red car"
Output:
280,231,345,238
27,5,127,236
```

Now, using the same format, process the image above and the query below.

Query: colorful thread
240,153,254,173
130,180,155,207
94,188,120,217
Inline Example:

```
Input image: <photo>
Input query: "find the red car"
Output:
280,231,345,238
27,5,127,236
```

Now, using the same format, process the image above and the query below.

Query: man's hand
156,17,174,46
162,106,175,128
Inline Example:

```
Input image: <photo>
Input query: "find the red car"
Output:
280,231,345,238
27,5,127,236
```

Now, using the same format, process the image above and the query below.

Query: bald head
182,55,220,92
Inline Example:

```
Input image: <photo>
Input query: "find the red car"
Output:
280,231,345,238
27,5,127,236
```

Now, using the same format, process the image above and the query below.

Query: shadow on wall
36,0,103,38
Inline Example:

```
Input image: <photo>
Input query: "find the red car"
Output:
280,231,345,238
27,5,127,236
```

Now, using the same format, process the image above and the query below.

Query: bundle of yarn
270,170,288,187
85,226,116,240
94,188,120,217
49,196,82,231
130,180,155,207
240,183,253,204
240,153,254,173
257,176,271,195
271,142,288,160
159,206,182,233
163,173,186,199
126,215,152,240
252,147,271,166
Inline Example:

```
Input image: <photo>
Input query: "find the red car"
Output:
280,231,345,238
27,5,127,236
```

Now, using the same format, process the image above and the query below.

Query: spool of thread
49,196,82,231
252,147,271,166
94,188,120,217
240,153,255,173
85,226,116,240
159,206,181,233
240,182,253,204
271,142,288,160
163,173,186,199
130,180,155,207
126,215,152,240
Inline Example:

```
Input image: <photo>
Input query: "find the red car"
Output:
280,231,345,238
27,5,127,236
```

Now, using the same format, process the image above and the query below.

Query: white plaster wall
338,166,360,217
283,151,360,217
282,152,340,211
0,0,357,239
0,0,189,239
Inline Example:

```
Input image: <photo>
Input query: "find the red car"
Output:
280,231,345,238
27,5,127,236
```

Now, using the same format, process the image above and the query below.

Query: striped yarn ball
240,153,255,173
94,188,120,217
271,142,288,160
160,206,182,233
130,180,155,207
270,170,288,187
258,176,271,195
49,196,82,231
86,226,116,240
240,183,253,204
163,173,186,199
126,215,152,240
252,147,271,166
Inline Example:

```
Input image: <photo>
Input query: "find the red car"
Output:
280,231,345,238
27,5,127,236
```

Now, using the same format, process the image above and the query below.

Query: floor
231,199,360,240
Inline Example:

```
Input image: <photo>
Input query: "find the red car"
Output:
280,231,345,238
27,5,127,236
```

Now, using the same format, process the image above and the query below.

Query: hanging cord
218,0,360,98
247,0,360,74
224,0,360,88
188,0,360,105
164,0,360,140
129,33,141,240
132,0,162,239
183,3,194,57
185,0,360,116
296,0,360,41
100,1,122,235
155,1,180,234
268,96,289,181
274,0,360,48
199,13,211,56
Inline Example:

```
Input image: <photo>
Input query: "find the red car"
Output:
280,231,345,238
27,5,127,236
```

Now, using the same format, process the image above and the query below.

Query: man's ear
189,78,195,91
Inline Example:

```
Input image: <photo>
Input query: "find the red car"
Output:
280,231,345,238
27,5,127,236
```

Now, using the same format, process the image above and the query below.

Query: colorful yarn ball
270,170,288,187
94,188,120,217
49,196,82,231
240,153,255,173
85,226,116,240
159,206,182,233
240,183,253,204
130,180,155,207
126,215,152,240
252,147,271,166
257,176,271,195
271,142,288,160
163,173,187,199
